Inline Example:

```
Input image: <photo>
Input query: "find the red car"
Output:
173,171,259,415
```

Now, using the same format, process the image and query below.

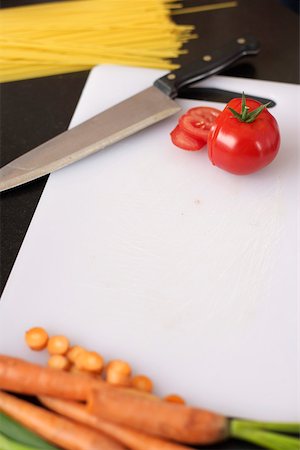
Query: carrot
0,355,158,402
0,391,125,450
0,355,228,445
39,396,194,450
121,387,159,401
88,385,229,445
0,355,98,400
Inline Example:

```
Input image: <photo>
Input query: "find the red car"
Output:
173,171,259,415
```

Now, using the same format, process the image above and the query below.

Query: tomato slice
178,107,221,141
170,125,206,151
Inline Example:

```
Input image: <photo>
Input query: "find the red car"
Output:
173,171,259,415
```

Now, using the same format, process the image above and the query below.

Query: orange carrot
121,387,159,401
0,355,98,400
0,390,125,450
40,396,194,450
0,355,157,401
0,355,228,445
88,385,229,445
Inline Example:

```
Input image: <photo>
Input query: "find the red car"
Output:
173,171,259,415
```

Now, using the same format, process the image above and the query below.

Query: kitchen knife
0,35,260,192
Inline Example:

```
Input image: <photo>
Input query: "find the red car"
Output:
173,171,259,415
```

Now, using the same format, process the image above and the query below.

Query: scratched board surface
0,66,299,422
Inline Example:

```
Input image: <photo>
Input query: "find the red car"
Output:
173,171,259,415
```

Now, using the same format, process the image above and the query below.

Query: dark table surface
0,1,299,447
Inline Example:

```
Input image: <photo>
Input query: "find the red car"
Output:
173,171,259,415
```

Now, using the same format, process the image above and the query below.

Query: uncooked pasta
0,0,237,82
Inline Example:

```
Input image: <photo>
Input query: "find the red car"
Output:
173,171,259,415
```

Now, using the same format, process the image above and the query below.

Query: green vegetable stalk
230,418,300,450
0,433,38,450
0,413,58,450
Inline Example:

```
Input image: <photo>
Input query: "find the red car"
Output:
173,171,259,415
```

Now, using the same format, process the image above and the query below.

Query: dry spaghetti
0,0,237,83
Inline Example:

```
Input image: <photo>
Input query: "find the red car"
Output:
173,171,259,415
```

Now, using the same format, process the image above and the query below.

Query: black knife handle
154,35,260,98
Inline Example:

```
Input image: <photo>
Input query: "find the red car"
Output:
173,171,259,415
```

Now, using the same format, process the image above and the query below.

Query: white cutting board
0,66,299,422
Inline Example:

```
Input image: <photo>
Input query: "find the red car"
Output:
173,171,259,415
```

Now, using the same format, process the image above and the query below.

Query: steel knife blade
177,87,276,107
0,35,260,192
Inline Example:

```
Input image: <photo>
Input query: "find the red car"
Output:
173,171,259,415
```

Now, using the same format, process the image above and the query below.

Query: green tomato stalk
229,92,271,123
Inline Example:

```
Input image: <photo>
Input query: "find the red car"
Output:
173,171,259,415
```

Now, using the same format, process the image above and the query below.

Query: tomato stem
229,92,271,123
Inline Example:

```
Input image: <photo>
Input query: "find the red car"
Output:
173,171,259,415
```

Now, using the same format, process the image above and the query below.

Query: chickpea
70,365,87,375
25,327,48,351
48,354,70,371
73,349,88,369
106,370,131,386
47,335,69,355
106,360,131,376
74,351,104,374
163,394,185,405
105,359,132,386
131,375,153,393
67,345,85,363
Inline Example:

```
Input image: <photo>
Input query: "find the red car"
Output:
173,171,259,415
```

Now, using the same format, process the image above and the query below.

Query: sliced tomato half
170,125,206,151
178,107,221,141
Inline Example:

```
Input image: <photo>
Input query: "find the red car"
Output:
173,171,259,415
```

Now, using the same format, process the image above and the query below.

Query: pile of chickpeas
25,326,184,405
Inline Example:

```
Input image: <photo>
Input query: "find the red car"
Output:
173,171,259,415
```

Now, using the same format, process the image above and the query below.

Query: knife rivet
202,54,212,62
237,37,246,44
167,74,176,80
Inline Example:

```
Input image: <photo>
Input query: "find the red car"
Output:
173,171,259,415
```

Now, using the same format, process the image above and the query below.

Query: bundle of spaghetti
0,0,237,83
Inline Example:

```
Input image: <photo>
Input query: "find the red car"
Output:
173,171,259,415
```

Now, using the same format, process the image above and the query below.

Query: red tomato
170,125,206,151
207,98,280,175
179,107,221,141
170,107,221,151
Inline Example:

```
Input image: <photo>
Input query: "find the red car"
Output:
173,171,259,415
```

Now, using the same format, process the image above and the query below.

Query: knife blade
177,87,276,107
0,35,260,192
